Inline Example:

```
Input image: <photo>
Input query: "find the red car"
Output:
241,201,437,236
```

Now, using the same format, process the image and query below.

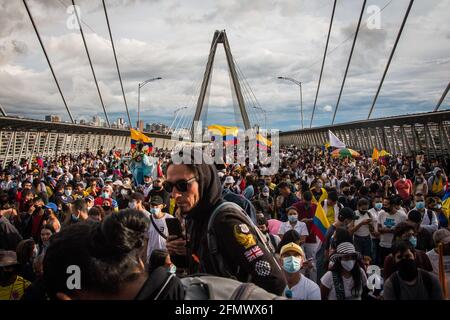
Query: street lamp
170,106,188,131
137,77,162,127
278,76,304,129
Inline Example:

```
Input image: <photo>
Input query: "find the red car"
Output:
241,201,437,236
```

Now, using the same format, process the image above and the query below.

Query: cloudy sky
0,0,449,131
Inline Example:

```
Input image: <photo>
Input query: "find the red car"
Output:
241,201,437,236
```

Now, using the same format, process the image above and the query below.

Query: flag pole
438,243,448,299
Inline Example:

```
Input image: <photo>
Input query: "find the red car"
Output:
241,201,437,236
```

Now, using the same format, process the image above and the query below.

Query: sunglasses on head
163,177,196,193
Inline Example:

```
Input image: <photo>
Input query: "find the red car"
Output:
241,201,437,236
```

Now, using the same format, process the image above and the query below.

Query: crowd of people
1,142,449,300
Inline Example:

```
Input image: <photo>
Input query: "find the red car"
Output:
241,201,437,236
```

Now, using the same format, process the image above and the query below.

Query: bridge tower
191,30,251,135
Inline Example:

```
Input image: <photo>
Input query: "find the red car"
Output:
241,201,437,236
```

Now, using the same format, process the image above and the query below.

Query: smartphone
165,218,183,239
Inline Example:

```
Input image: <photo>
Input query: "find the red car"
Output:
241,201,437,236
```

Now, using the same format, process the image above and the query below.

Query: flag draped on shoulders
311,202,330,242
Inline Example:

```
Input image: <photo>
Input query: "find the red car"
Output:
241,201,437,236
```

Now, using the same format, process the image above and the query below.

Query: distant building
45,115,61,122
148,122,170,134
80,119,86,125
92,115,101,127
116,118,126,129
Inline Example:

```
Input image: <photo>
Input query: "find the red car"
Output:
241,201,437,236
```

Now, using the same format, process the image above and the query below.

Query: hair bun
90,209,149,259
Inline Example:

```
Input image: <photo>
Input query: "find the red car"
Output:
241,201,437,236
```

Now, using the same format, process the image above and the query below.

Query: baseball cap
280,242,305,258
113,180,123,186
262,186,270,196
150,195,163,205
339,207,357,220
44,202,58,213
85,195,94,202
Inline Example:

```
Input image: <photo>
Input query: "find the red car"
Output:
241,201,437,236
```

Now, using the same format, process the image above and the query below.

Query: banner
328,130,345,148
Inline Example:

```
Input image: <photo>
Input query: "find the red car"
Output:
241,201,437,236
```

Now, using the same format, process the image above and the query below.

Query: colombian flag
311,202,330,242
256,133,272,151
372,148,379,161
130,129,153,152
208,124,240,145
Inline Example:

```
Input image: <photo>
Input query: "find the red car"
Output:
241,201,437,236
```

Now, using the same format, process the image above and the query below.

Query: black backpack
206,201,279,279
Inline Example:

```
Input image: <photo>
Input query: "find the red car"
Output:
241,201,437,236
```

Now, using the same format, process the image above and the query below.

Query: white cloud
323,105,333,112
0,0,448,131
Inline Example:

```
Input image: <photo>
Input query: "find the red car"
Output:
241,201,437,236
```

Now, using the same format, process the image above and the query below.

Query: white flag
328,130,346,148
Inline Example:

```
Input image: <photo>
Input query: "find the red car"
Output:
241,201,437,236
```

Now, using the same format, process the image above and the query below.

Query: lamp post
137,77,162,128
170,106,187,131
278,76,303,129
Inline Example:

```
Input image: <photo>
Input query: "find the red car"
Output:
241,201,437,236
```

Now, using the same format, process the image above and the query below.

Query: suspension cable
310,0,337,127
72,0,110,127
102,0,131,128
367,0,414,119
331,0,366,124
22,0,74,123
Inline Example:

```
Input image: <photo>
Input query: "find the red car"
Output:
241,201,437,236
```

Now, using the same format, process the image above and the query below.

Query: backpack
180,275,284,300
206,201,279,279
391,269,434,299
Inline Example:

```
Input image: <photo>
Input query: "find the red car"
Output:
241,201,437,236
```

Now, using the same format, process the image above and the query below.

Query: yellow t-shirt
326,205,335,225
0,276,31,300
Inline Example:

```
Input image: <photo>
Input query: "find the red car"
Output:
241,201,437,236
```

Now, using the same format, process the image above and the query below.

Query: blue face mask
288,215,298,223
409,236,417,248
102,192,110,199
168,264,176,274
150,207,161,215
374,203,383,210
415,201,425,210
282,256,302,273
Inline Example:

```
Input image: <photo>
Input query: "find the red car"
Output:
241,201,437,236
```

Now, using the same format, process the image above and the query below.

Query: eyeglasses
163,177,196,193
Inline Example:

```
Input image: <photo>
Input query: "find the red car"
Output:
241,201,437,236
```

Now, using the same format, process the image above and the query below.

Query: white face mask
341,259,355,271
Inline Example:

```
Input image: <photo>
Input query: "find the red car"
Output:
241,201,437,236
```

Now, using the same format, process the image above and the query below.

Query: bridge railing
279,110,450,157
0,116,181,167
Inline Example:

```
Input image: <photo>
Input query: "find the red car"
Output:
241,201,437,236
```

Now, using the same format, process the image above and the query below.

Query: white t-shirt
353,210,376,237
426,249,450,299
320,268,368,300
378,211,407,248
287,275,321,300
279,221,309,237
368,208,382,239
146,213,173,259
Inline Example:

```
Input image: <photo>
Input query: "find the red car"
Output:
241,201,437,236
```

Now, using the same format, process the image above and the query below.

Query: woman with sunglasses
165,151,286,296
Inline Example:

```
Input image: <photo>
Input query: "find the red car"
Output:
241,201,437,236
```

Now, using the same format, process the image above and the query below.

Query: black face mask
397,259,418,281
383,206,391,213
102,206,111,211
343,190,351,196
0,269,15,283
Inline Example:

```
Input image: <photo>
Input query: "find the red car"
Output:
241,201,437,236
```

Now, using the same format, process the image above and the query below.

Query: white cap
224,176,235,184
218,172,225,179
113,180,123,186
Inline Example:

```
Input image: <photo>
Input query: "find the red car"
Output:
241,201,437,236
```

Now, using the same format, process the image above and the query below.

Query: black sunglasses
163,177,196,193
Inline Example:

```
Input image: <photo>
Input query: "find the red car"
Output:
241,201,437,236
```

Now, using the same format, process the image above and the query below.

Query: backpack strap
149,215,168,240
420,269,434,298
332,271,346,300
154,274,175,300
207,202,279,278
426,210,433,225
391,272,401,300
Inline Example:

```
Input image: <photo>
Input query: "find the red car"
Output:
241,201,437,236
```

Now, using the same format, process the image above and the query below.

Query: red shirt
293,201,317,243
